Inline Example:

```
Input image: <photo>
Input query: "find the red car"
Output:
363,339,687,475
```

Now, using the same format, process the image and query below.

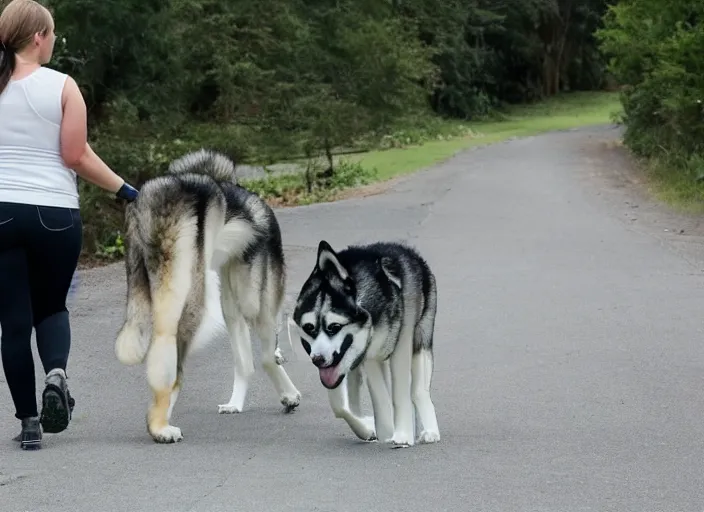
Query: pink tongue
319,366,339,387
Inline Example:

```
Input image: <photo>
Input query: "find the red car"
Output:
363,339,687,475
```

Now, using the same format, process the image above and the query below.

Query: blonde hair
0,0,54,93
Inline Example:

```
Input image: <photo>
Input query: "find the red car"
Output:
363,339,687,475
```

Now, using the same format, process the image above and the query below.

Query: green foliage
36,0,611,258
95,231,126,261
598,0,704,207
242,160,378,206
598,0,704,157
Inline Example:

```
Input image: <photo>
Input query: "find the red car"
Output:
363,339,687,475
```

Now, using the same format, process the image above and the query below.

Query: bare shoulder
60,74,84,108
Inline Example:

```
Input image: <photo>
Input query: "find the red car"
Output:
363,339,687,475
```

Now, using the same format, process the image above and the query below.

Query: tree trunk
542,53,557,97
325,137,334,176
553,57,560,96
304,149,314,194
538,0,576,98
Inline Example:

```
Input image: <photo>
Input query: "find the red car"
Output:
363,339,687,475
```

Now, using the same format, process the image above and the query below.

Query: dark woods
46,0,612,140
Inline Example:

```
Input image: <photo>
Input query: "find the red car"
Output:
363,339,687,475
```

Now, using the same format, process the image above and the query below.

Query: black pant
0,201,82,420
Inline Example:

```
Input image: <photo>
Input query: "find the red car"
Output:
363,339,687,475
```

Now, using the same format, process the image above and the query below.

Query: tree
598,0,704,157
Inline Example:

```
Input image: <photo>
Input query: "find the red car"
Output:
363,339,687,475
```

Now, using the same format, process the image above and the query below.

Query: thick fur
114,149,301,444
291,240,440,447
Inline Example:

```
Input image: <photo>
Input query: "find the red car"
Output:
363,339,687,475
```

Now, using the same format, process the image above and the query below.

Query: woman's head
0,0,56,93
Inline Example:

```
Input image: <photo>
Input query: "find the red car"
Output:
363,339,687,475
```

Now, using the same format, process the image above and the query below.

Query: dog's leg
218,311,254,414
255,317,301,412
387,322,415,448
412,270,440,444
327,375,376,442
167,371,182,423
412,348,440,443
146,312,185,444
188,270,227,357
144,222,194,444
383,361,392,396
364,359,394,443
218,268,255,414
146,326,185,443
346,366,364,418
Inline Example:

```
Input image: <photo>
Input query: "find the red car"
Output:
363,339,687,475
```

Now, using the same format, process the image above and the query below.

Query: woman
0,0,138,450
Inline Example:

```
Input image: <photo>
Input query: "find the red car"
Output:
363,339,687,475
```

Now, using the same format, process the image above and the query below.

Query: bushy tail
114,180,229,367
168,148,238,183
414,268,437,353
114,207,154,365
115,150,234,365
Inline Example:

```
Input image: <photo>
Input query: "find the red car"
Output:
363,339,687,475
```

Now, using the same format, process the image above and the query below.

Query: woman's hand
116,183,138,202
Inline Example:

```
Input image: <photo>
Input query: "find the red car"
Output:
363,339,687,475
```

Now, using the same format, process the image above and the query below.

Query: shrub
598,0,704,158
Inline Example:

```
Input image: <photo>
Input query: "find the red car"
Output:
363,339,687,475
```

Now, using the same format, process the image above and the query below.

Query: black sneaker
13,417,42,450
40,368,72,434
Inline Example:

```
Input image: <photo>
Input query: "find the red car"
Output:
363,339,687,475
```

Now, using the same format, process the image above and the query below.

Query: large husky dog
291,240,440,447
114,149,301,444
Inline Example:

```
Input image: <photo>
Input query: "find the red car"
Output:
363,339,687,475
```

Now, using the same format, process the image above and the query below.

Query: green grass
241,91,623,206
638,153,704,214
348,91,622,180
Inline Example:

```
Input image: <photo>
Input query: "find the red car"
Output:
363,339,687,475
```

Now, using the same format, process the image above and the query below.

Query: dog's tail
167,148,238,184
114,204,156,365
115,173,229,367
114,188,201,367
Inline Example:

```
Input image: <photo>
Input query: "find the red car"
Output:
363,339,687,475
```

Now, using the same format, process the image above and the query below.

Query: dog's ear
354,303,371,327
317,240,349,281
378,257,401,288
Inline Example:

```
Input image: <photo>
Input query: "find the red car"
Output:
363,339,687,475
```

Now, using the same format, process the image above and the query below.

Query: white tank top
0,66,79,209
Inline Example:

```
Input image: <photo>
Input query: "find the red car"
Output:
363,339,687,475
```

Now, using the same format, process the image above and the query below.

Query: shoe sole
20,439,41,450
40,387,70,434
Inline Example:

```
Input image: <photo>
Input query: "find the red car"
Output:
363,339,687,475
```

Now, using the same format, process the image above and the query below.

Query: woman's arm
59,75,137,200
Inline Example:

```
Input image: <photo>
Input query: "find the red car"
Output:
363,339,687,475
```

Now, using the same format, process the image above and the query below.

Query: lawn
243,91,623,205
351,91,622,181
638,154,704,214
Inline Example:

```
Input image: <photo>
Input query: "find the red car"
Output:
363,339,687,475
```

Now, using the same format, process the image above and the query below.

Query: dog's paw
281,392,301,413
274,347,286,365
218,404,243,414
386,430,414,448
417,430,440,444
355,416,377,442
150,425,183,444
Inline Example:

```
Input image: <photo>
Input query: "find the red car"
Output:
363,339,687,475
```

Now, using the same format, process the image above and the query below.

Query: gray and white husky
114,149,301,444
291,240,440,447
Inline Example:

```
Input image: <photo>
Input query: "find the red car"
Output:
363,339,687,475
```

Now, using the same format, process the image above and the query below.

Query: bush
598,0,704,159
242,160,378,207
80,108,381,260
80,98,269,258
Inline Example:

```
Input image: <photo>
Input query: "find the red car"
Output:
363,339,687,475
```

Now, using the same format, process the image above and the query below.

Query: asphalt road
2,125,704,512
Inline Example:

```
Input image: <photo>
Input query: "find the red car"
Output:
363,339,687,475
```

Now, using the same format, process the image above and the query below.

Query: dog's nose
311,355,326,368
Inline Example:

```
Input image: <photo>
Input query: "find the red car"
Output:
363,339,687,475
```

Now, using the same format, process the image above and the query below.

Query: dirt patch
577,128,704,269
327,177,403,202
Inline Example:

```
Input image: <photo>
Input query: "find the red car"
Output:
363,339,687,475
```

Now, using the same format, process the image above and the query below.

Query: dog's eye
302,323,315,335
326,323,342,336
